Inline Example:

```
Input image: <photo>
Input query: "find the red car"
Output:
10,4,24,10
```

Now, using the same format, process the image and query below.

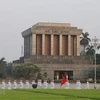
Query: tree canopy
13,63,40,79
0,57,7,78
88,66,100,82
80,32,91,53
85,45,95,63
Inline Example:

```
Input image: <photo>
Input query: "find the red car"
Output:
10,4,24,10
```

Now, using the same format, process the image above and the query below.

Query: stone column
77,35,80,56
51,34,54,55
68,35,71,56
30,35,32,55
32,34,36,55
42,34,45,55
74,36,77,56
59,35,62,55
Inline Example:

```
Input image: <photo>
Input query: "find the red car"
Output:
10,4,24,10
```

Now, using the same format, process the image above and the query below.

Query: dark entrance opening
54,70,73,80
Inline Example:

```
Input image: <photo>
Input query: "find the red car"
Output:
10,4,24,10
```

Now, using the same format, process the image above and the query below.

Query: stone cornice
32,28,82,35
22,22,83,37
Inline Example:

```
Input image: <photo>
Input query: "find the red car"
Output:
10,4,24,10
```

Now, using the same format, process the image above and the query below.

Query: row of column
31,34,80,56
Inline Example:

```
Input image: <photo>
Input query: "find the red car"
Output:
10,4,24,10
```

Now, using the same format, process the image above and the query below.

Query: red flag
61,76,66,86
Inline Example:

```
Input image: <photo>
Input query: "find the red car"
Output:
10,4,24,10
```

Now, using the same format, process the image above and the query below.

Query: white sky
0,0,100,62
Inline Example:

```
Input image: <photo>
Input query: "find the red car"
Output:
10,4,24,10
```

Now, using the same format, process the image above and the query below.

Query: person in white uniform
50,80,55,89
25,80,30,89
7,80,12,90
57,75,59,80
13,80,17,89
19,80,24,89
32,80,36,85
76,80,81,89
85,81,89,89
1,80,6,89
37,80,42,88
65,80,70,89
66,75,68,80
43,80,48,89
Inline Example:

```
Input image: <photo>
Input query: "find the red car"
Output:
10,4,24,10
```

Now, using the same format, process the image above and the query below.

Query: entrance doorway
54,70,73,80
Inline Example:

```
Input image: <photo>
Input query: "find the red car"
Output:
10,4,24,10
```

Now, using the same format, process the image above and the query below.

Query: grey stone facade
13,22,93,80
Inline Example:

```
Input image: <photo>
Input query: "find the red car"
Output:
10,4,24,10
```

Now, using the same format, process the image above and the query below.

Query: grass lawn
0,89,100,100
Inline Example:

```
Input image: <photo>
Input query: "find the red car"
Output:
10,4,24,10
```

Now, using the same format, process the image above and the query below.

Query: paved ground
0,83,100,89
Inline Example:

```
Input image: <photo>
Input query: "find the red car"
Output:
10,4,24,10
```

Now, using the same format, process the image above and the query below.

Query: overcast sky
0,0,100,62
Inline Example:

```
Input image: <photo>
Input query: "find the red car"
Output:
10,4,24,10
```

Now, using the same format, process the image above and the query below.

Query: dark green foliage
43,72,48,79
96,54,100,64
6,63,13,76
96,66,100,80
37,72,42,79
13,63,40,79
86,45,95,56
0,57,7,78
80,32,91,53
88,66,100,82
85,45,95,63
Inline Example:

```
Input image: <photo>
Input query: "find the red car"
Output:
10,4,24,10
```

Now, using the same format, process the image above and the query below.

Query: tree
86,45,95,63
0,57,7,78
88,66,100,82
37,72,42,79
43,72,48,79
97,45,100,50
13,63,40,79
95,54,100,64
80,32,91,53
96,66,100,80
96,66,100,81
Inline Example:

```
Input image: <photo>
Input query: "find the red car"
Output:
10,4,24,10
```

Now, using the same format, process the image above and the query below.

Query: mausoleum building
14,22,92,80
